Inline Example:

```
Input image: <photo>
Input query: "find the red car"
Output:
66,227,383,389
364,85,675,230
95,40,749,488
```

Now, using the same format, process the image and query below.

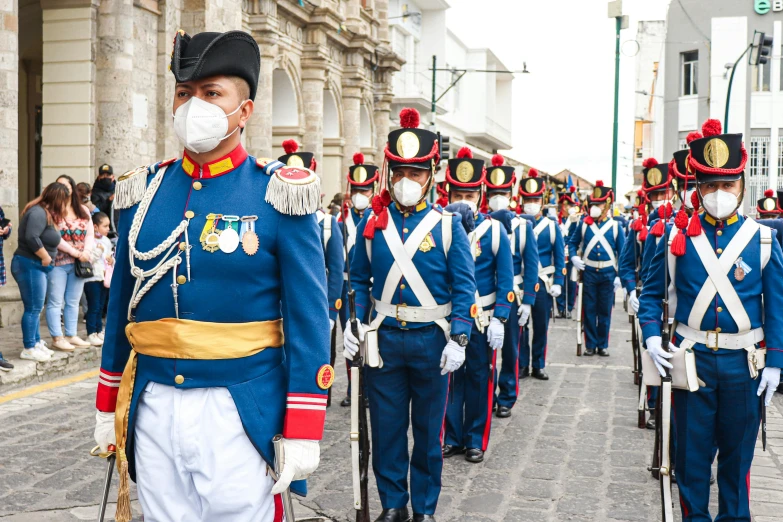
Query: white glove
571,256,585,271
270,438,320,495
549,284,562,298
518,303,532,326
758,367,781,407
94,411,116,453
440,340,466,375
645,336,676,377
343,321,365,360
487,317,505,350
613,277,622,292
629,289,640,314
329,319,335,332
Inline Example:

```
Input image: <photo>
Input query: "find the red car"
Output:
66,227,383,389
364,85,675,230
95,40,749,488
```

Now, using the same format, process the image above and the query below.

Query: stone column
374,0,390,46
40,0,99,185
341,85,362,190
245,40,276,158
0,0,19,326
301,67,325,171
374,80,393,163
157,0,182,160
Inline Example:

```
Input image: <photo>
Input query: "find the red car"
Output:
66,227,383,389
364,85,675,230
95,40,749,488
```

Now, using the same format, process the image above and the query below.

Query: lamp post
608,1,628,193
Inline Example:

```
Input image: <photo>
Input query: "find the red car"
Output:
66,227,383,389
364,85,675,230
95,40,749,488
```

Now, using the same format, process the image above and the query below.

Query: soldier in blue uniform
337,152,378,407
343,108,476,522
441,148,514,462
485,155,539,417
757,189,781,219
92,31,330,522
517,169,566,378
568,181,625,356
557,186,581,318
639,118,783,521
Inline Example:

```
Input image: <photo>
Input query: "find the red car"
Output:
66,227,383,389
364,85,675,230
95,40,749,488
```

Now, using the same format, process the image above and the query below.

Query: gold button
717,306,723,312
717,248,723,254
717,230,723,236
716,327,722,333
400,321,407,327
185,210,195,219
174,375,185,385
403,228,409,233
404,212,410,218
179,242,187,251
400,284,406,289
597,253,601,257
193,181,202,190
177,275,186,285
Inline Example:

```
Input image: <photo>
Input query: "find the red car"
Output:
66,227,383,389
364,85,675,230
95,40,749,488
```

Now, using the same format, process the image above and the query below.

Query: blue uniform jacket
351,202,476,336
318,211,345,320
638,213,783,368
98,148,330,495
532,216,566,287
472,213,515,320
617,221,645,293
567,216,625,276
492,210,539,306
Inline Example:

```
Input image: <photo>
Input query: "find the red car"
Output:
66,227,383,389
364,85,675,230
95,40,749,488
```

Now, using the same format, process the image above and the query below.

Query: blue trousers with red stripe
519,281,551,370
496,301,522,409
444,328,496,451
582,268,615,350
367,325,449,515
673,348,760,522
556,262,577,313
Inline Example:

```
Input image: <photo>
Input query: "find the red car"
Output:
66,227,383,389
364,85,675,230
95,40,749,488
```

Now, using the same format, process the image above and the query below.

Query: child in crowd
83,212,113,346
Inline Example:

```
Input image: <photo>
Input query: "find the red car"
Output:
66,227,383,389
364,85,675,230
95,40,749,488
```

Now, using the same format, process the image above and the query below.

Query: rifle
343,215,371,522
632,228,642,387
575,269,583,356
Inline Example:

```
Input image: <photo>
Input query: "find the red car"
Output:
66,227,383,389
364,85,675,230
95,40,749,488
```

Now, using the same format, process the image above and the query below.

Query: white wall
710,17,748,133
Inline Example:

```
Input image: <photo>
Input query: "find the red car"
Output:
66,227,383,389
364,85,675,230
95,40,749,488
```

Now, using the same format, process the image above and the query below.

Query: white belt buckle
706,330,720,352
395,303,407,322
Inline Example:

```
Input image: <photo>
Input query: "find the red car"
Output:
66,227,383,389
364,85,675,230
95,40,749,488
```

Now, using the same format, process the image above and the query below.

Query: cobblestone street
2,305,783,521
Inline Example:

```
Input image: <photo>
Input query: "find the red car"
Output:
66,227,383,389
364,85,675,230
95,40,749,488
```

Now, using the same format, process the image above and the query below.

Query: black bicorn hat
445,148,485,192
518,168,546,198
559,185,579,205
641,158,676,195
484,154,516,193
386,108,440,171
278,140,316,171
757,189,781,216
688,119,747,183
170,30,261,100
587,181,613,205
347,152,379,189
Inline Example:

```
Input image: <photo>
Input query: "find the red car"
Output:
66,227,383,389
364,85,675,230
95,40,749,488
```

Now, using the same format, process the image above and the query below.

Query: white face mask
173,97,245,154
488,195,510,212
701,189,739,220
632,210,639,220
568,206,578,216
589,206,602,219
351,193,370,211
524,203,541,216
650,199,670,210
683,189,696,210
393,177,424,207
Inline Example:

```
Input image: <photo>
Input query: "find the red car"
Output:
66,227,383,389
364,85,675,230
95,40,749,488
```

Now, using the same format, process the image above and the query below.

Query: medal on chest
734,257,752,281
240,215,259,256
218,215,240,254
201,213,221,253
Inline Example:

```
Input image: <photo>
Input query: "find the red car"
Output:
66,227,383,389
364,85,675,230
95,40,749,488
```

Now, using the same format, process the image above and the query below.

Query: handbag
74,259,94,279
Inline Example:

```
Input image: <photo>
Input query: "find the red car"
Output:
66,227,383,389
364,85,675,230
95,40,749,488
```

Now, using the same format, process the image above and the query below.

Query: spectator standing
83,212,113,346
46,175,93,352
77,182,98,215
0,205,12,370
91,164,115,221
10,183,71,362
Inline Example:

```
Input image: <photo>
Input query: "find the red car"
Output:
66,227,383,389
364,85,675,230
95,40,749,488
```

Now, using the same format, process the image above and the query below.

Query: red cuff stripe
96,384,119,412
283,408,326,440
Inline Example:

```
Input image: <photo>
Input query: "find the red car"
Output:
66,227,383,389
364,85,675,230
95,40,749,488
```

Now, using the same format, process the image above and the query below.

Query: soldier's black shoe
465,448,484,463
340,396,351,407
597,349,609,357
496,406,512,418
374,508,410,522
442,444,466,458
532,368,549,380
584,348,596,356
646,418,656,430
566,311,572,319
520,366,530,379
413,515,435,522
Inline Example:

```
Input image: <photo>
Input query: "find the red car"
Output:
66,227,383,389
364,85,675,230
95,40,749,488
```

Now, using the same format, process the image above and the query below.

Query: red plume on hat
399,107,420,129
528,168,539,178
596,180,603,187
702,119,722,137
491,154,505,167
686,131,703,144
642,158,658,169
765,189,775,198
457,147,473,159
282,139,299,154
353,152,365,165
569,186,576,193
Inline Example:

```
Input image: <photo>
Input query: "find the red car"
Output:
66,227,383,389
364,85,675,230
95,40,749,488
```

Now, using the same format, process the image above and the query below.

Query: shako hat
518,168,546,198
757,189,781,216
347,152,379,188
386,108,440,171
559,186,579,206
170,30,261,100
670,132,702,184
485,154,516,193
278,140,316,171
446,147,485,191
587,180,613,205
688,119,747,183
641,158,676,194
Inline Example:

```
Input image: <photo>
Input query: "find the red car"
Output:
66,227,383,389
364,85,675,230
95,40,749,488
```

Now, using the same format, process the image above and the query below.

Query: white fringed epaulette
263,165,320,216
114,166,151,209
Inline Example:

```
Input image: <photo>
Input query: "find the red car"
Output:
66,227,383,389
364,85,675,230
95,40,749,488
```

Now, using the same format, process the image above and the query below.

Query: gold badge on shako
456,161,474,183
704,138,730,169
397,131,420,159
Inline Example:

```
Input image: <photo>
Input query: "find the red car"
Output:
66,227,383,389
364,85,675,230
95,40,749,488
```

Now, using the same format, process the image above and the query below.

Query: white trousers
134,382,283,522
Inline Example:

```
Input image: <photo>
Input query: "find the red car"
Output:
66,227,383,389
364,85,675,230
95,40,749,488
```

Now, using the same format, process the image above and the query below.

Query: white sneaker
51,337,76,352
20,347,51,362
87,333,103,346
98,331,104,341
66,336,91,348
36,341,54,356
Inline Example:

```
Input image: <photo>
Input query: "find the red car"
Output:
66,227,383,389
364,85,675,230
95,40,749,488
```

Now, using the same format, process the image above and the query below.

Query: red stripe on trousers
481,351,498,451
274,494,283,522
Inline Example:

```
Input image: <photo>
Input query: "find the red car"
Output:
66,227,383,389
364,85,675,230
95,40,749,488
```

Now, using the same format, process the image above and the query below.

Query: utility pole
430,55,437,131
608,1,628,194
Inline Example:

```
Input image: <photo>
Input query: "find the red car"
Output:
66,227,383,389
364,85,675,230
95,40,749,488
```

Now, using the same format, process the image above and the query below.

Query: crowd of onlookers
0,165,118,371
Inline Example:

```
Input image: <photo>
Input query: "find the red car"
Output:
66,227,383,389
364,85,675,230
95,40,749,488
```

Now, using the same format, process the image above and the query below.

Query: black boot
646,418,655,430
597,348,609,357
340,396,351,407
374,508,411,522
532,368,549,380
465,448,484,463
520,366,530,379
442,444,465,458
584,348,596,356
413,515,436,522
496,406,512,418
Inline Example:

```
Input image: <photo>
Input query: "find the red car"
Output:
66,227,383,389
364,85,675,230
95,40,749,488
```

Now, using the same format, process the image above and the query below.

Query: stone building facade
1,0,403,325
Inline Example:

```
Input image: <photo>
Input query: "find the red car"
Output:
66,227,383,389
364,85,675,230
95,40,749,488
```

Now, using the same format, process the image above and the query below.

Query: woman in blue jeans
11,183,71,362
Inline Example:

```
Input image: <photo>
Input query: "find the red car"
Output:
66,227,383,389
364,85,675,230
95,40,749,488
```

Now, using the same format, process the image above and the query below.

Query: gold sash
113,318,284,522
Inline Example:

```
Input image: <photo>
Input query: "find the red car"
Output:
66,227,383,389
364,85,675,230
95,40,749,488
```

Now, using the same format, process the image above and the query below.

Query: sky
445,0,672,200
